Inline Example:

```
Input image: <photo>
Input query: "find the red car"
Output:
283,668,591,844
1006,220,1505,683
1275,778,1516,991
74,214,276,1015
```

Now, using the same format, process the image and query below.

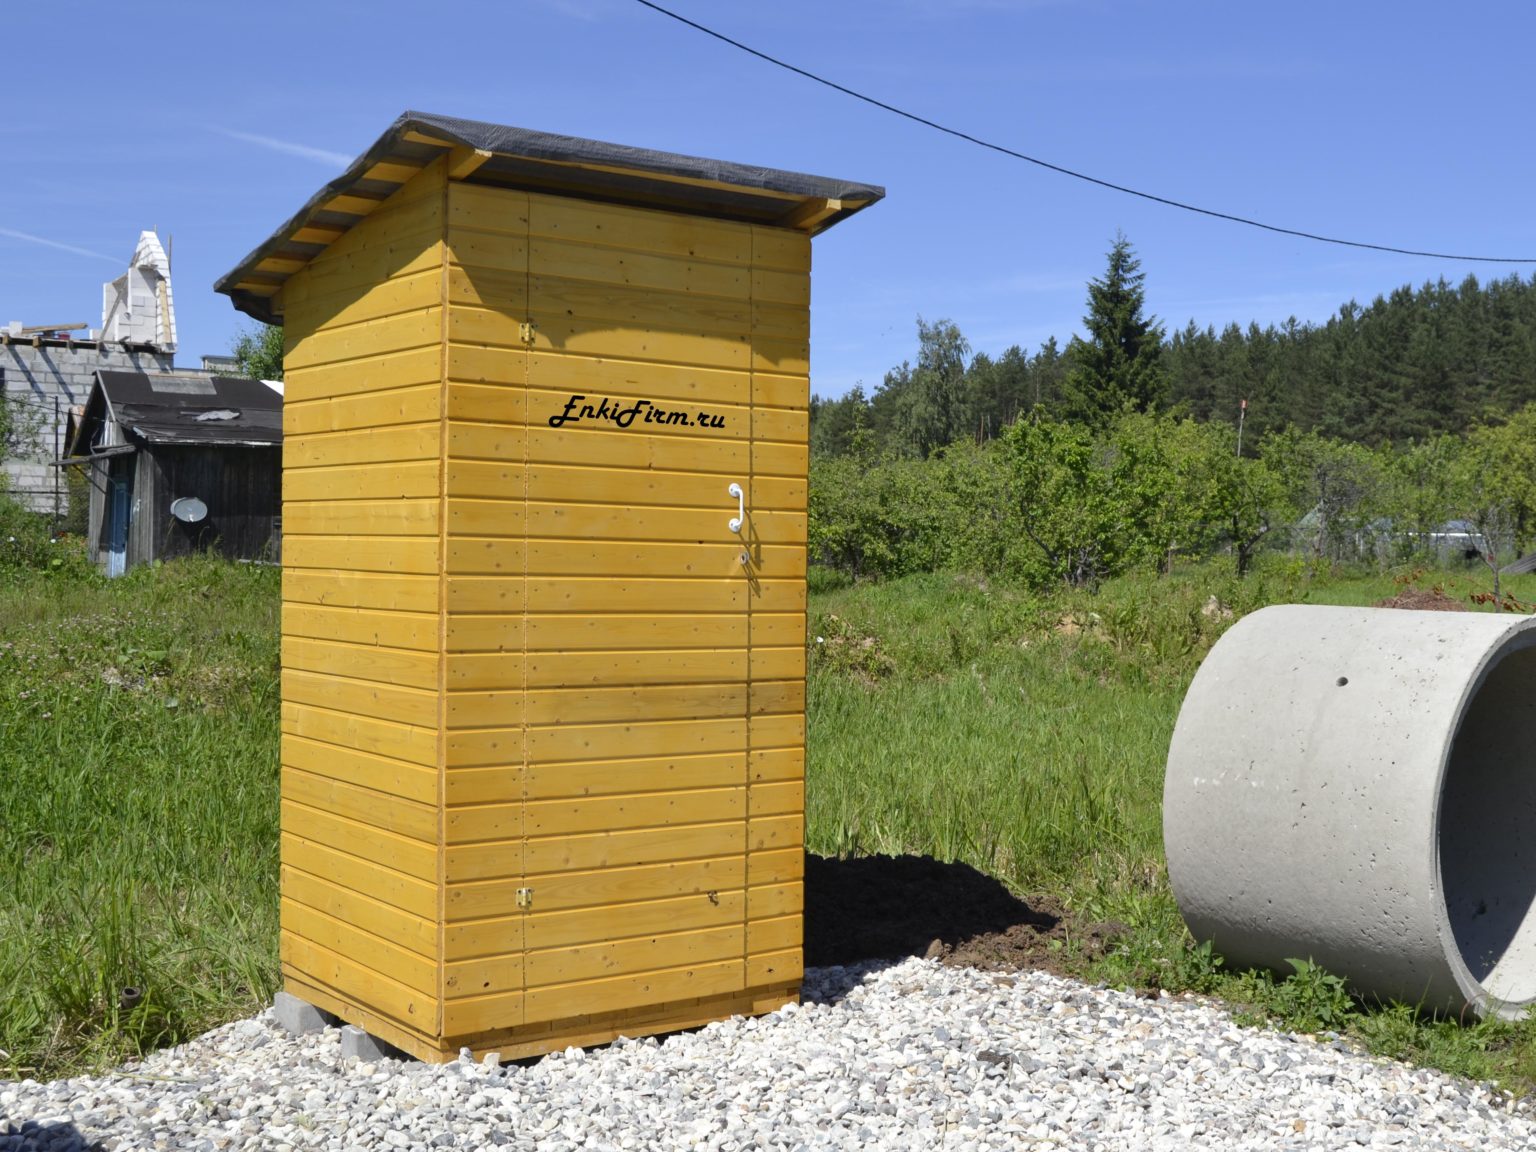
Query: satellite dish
170,496,207,523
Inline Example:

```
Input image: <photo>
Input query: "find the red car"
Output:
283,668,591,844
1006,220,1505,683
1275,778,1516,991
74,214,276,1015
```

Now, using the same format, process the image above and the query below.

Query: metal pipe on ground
1164,604,1536,1019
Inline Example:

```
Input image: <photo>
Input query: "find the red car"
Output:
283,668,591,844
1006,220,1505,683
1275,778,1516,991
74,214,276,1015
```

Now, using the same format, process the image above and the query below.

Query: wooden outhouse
216,111,881,1062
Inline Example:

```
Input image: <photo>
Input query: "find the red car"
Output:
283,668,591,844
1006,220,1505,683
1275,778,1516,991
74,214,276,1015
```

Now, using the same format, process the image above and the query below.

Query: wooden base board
282,973,801,1064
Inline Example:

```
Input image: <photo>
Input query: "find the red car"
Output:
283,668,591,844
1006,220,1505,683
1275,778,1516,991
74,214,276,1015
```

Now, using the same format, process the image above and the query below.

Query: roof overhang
215,111,884,324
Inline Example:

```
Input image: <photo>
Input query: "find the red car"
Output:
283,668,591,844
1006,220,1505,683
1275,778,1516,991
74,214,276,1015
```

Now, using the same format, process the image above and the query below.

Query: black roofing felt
216,110,884,324
71,371,283,453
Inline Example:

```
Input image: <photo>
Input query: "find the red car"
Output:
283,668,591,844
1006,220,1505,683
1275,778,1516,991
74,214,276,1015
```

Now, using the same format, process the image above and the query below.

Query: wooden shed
64,370,282,575
216,110,881,1062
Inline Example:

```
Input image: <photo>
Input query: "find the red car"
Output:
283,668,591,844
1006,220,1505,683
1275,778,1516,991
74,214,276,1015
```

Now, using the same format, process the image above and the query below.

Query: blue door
106,476,129,577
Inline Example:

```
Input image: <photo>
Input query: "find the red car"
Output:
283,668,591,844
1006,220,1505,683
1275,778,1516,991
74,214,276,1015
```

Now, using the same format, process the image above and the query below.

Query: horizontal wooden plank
529,234,752,299
446,225,528,274
455,308,750,373
285,668,438,728
284,603,439,650
282,267,442,336
285,423,440,469
443,951,520,999
747,881,802,921
446,855,744,921
446,576,801,614
748,846,804,887
442,990,524,1036
526,386,746,442
752,226,810,272
747,780,803,819
749,680,805,716
284,461,440,502
285,383,441,437
749,747,803,785
751,644,804,680
446,888,742,961
529,890,741,953
283,222,444,321
281,346,442,403
751,266,808,307
747,914,800,956
447,184,531,237
749,814,802,854
286,308,442,373
747,949,801,989
525,924,742,991
449,613,744,653
448,682,747,729
448,821,745,884
284,570,439,613
451,419,747,477
281,865,438,959
748,614,806,648
447,716,742,768
524,502,802,544
527,192,753,263
284,733,437,805
285,498,440,538
446,751,742,806
281,702,438,769
749,712,804,750
450,648,748,691
448,461,803,512
283,800,437,882
449,786,743,844
283,765,439,842
281,931,441,1035
751,336,808,377
753,407,809,447
522,958,744,1023
284,535,444,576
445,263,528,313
282,835,438,921
528,273,752,338
282,898,437,995
752,372,809,410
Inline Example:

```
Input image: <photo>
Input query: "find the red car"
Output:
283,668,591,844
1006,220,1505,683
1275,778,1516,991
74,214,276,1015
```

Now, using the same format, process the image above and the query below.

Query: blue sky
3,0,1534,399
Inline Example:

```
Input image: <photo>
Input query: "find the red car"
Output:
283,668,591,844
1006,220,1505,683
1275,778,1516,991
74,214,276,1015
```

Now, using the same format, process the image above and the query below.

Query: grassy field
4,548,1536,1089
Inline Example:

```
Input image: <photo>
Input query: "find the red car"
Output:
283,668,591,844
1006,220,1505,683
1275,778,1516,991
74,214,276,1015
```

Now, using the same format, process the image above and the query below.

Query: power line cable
632,0,1536,264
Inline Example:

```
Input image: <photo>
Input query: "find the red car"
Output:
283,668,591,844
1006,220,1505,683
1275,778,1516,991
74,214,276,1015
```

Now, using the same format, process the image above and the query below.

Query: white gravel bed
3,958,1533,1151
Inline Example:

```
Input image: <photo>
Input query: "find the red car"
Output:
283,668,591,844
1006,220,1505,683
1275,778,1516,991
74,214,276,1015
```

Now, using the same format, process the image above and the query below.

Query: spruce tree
1062,232,1166,425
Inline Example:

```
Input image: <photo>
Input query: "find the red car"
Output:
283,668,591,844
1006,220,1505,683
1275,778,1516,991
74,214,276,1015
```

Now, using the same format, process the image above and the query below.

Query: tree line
812,238,1536,458
810,235,1536,589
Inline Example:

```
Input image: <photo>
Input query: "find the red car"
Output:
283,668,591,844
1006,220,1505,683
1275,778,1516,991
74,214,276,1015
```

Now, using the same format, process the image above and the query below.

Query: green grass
0,552,279,1078
5,546,1536,1089
806,556,1536,1094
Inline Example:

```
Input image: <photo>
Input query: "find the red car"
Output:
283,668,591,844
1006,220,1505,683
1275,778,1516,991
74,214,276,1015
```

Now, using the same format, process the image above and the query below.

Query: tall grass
5,545,1536,1087
0,553,279,1077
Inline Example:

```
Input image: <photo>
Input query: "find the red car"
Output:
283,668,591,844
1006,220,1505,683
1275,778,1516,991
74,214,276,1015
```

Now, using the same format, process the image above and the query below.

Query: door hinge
518,320,538,345
516,887,533,911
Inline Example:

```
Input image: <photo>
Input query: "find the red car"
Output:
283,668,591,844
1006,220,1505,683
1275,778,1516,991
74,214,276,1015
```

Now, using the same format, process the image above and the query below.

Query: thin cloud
216,128,352,167
0,228,119,263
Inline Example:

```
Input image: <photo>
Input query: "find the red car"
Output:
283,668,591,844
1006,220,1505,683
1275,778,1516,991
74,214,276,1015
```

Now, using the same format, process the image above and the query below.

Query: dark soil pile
1373,589,1469,611
803,852,1123,978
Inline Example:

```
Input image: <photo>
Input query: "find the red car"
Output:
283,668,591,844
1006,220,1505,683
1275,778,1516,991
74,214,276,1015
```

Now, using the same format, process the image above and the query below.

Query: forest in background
808,237,1536,590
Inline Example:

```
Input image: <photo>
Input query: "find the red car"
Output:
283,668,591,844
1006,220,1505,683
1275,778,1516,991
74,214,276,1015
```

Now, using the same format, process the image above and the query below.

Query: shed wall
276,161,448,1052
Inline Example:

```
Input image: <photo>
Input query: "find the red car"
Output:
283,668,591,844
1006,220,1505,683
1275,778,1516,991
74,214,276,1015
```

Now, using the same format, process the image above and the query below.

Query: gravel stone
3,959,1533,1149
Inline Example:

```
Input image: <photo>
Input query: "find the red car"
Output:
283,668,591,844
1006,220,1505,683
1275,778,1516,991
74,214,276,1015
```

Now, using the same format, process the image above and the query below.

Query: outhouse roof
65,370,283,457
215,110,885,324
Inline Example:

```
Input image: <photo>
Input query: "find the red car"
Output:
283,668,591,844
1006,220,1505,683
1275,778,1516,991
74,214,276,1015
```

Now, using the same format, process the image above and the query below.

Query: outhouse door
444,186,808,1032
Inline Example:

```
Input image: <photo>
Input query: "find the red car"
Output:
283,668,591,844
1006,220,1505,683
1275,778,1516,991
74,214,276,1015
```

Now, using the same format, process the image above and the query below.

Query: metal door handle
727,483,745,534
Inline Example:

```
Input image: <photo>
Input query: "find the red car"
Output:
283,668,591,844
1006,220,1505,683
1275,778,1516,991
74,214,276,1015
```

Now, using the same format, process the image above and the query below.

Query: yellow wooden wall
439,185,809,1051
276,160,448,1051
274,163,810,1059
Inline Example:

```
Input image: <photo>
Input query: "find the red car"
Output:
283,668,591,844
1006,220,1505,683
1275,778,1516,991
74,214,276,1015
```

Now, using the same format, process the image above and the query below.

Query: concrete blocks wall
0,338,174,514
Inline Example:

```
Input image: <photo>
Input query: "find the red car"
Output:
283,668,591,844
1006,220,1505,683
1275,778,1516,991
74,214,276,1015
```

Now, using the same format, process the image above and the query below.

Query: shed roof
215,110,884,324
66,370,283,457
